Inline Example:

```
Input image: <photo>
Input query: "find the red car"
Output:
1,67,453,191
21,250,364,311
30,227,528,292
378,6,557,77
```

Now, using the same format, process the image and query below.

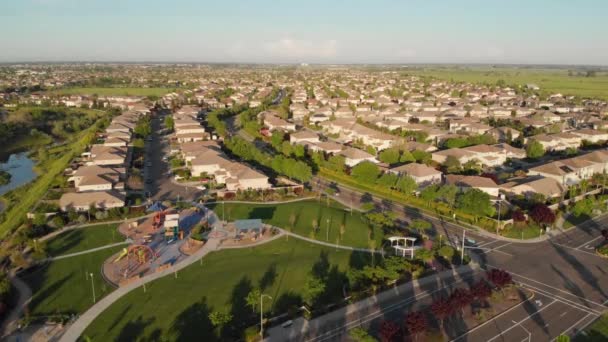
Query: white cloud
262,38,338,60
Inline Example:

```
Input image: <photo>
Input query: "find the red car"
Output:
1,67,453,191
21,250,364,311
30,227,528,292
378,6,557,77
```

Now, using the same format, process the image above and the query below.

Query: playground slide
113,248,128,263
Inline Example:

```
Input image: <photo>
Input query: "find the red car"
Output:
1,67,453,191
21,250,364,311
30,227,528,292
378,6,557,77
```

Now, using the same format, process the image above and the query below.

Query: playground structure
117,244,158,279
153,211,166,229
388,236,417,259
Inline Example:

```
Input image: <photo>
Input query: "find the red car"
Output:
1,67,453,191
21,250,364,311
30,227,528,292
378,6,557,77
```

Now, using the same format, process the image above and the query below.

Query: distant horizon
2,0,607,65
2,61,607,68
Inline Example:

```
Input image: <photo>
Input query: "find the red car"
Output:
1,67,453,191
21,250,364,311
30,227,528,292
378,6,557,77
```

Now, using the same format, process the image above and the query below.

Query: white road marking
487,264,608,310
559,311,568,317
551,242,604,258
485,300,556,342
575,235,603,249
517,282,602,316
551,312,594,342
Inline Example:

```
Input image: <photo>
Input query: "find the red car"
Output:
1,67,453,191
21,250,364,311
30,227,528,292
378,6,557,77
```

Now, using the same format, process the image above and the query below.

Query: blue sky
1,0,607,65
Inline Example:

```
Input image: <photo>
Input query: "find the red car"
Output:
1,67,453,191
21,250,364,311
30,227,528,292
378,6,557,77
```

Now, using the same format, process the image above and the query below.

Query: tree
208,310,233,327
430,297,453,329
511,209,526,223
245,288,261,313
456,189,495,220
572,197,594,217
349,327,378,342
303,274,325,307
463,159,482,175
415,248,434,264
378,148,400,165
164,115,175,131
351,161,381,183
326,155,346,173
529,204,556,226
379,320,399,342
399,150,416,163
486,269,512,290
443,155,462,173
420,184,440,207
376,173,398,188
37,147,48,162
365,212,397,230
449,288,473,315
526,140,545,159
410,219,432,238
396,175,417,195
555,335,570,342
405,311,428,342
437,245,455,262
470,280,492,302
438,184,458,208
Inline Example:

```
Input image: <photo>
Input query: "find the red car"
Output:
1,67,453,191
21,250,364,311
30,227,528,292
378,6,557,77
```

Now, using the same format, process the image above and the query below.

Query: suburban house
305,141,343,154
59,190,126,212
487,127,521,143
68,165,125,192
571,129,608,144
445,175,499,197
388,163,442,187
190,146,271,191
528,158,595,186
289,131,320,144
528,133,582,152
501,177,566,199
84,145,129,166
261,111,296,132
340,147,378,167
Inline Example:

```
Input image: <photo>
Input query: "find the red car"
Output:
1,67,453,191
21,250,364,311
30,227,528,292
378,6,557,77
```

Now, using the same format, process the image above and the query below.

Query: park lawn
83,238,372,341
575,314,608,341
21,246,122,317
208,200,383,248
46,224,124,256
404,67,608,100
48,87,177,97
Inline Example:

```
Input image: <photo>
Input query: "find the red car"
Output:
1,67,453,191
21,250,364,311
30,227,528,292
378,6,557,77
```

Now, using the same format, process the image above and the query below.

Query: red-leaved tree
511,209,526,223
379,319,400,342
405,311,428,342
449,288,473,315
470,280,492,302
529,204,556,226
430,297,453,329
486,269,513,291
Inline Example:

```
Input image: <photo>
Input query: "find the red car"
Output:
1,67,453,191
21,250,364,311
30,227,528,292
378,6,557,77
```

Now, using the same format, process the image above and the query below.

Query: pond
0,152,37,197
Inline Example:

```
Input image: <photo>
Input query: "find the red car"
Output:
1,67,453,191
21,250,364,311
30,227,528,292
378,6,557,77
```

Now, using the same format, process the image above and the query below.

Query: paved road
147,111,203,202
271,177,608,341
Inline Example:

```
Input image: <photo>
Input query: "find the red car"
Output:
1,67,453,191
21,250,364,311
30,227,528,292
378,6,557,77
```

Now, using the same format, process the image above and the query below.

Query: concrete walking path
48,240,132,261
0,275,32,339
58,237,222,342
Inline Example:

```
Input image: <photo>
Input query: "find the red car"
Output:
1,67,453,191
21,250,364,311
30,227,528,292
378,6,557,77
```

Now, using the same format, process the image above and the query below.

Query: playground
104,207,208,286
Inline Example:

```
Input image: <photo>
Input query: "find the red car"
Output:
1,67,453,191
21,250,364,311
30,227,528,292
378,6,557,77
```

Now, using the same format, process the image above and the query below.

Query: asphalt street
279,177,608,341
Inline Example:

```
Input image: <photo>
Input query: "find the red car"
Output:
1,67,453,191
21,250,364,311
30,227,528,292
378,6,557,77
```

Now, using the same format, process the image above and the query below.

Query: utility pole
90,273,96,304
497,196,502,235
326,218,330,242
461,229,466,264
260,294,272,339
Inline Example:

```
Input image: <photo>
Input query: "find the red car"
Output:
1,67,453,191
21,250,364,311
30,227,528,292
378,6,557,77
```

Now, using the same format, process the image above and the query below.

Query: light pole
90,273,96,304
260,294,272,339
326,218,330,241
461,229,466,264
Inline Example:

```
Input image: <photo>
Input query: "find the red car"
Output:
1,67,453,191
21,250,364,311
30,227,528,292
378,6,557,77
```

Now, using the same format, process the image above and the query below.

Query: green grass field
83,238,371,341
48,87,177,97
575,314,608,341
46,224,124,256
405,67,608,100
21,246,122,317
207,200,383,248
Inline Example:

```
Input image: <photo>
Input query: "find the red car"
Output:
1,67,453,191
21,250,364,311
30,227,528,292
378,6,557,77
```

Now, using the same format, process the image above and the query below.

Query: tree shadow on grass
47,230,84,256
259,263,277,291
116,315,155,342
250,206,276,220
223,276,254,340
170,297,215,342
27,273,73,315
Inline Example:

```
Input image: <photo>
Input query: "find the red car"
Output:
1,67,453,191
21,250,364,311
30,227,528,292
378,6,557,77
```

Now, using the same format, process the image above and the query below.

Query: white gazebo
388,237,417,259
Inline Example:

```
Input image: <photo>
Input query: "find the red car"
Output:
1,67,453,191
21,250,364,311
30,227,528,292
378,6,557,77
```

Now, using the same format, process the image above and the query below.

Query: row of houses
58,110,146,211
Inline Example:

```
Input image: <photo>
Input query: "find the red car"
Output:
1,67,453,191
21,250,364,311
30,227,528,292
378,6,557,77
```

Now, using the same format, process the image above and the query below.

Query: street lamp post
461,229,466,264
260,294,272,339
90,273,96,304
326,218,330,241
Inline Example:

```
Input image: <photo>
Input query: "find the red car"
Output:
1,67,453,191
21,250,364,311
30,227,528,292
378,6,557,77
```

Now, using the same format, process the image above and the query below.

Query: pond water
0,152,37,197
